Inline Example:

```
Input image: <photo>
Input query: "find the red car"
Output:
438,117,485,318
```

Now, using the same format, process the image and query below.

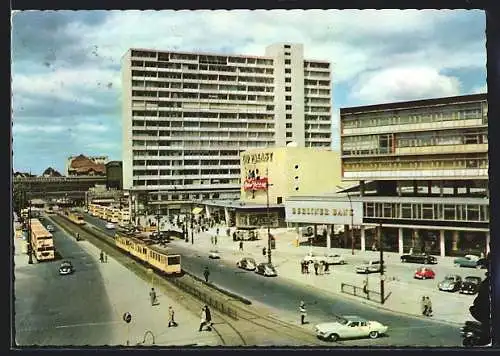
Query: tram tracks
47,214,322,346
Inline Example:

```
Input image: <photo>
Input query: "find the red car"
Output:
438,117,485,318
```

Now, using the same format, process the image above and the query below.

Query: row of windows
304,79,330,86
134,168,240,176
132,91,274,102
304,70,330,78
132,122,274,130
305,106,330,113
365,202,489,222
132,141,273,149
131,60,274,74
342,104,486,129
306,97,331,105
132,81,274,93
343,158,489,170
305,88,331,96
304,124,331,131
133,159,240,166
133,178,233,186
131,71,274,84
131,107,275,118
304,61,330,69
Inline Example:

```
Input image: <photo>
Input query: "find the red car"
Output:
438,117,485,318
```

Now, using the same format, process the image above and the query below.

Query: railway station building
285,93,489,258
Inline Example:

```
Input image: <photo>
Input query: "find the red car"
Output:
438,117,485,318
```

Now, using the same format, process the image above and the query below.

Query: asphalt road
82,214,464,347
14,222,116,346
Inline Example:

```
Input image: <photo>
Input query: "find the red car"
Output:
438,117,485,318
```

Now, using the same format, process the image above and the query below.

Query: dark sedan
459,276,482,295
400,253,438,264
59,260,74,276
255,263,278,277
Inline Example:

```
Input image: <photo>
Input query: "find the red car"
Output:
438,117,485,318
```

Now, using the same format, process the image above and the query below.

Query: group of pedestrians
300,260,329,274
421,296,433,317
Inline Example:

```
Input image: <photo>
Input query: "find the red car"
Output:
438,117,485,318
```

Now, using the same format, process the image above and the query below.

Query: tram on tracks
114,233,182,275
68,212,86,225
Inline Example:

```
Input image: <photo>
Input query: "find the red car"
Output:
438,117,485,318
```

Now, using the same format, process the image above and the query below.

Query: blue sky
11,10,487,175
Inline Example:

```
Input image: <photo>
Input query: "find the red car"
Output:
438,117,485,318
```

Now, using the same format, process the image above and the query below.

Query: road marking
55,321,121,329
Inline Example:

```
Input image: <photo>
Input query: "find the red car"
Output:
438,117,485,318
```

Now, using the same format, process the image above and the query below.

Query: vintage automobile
454,255,483,268
438,274,463,292
414,267,436,280
400,253,437,264
236,257,257,271
314,315,388,341
459,276,482,295
59,260,74,276
46,224,55,232
356,260,383,274
255,262,277,277
208,250,220,259
105,222,116,230
304,252,346,265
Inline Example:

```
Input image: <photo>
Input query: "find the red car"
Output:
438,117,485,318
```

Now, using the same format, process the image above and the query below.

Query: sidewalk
13,227,221,347
173,225,477,326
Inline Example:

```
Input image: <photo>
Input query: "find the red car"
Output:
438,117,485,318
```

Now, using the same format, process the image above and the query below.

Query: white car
46,224,55,232
208,250,220,259
324,254,346,265
355,260,383,274
105,222,115,230
315,315,388,341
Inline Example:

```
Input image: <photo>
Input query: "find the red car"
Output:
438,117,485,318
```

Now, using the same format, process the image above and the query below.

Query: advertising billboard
285,200,363,225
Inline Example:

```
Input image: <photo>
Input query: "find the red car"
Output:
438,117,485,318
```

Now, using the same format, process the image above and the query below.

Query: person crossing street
299,301,307,325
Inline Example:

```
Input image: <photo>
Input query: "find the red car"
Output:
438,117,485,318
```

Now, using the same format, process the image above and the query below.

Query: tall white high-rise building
121,43,332,202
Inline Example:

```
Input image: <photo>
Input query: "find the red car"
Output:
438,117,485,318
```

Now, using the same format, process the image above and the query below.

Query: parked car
208,250,220,259
400,253,437,264
314,315,388,341
459,276,482,295
46,224,55,232
356,260,383,274
438,274,462,292
255,263,277,277
105,222,115,230
324,254,346,265
237,257,257,271
454,255,483,268
414,267,436,280
59,260,74,275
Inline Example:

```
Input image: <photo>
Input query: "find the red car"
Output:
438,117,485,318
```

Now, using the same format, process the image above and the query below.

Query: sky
11,10,487,175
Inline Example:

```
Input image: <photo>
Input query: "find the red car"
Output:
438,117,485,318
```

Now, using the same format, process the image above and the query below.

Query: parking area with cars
167,225,485,326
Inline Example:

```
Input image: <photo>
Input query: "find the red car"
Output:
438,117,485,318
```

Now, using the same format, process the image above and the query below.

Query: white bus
30,219,55,261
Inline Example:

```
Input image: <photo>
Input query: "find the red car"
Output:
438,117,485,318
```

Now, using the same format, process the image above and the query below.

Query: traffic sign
123,312,132,323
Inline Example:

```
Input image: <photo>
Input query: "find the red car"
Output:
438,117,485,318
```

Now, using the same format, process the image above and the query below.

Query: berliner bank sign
285,200,363,225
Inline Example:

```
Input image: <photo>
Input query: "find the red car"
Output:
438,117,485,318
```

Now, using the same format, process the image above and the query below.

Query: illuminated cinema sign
243,177,268,191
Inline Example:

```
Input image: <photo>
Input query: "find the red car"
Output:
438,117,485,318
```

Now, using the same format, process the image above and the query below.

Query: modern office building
121,43,332,210
286,93,489,257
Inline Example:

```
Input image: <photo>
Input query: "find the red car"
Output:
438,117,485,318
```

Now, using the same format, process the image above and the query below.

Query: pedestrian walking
205,305,212,330
104,252,108,263
211,236,214,245
168,306,176,327
324,262,330,273
425,296,433,316
216,228,219,236
313,261,319,275
203,266,210,283
239,240,243,251
226,228,230,238
363,279,368,295
299,301,307,325
199,306,207,331
99,250,104,263
149,287,157,306
214,235,218,245
421,296,427,316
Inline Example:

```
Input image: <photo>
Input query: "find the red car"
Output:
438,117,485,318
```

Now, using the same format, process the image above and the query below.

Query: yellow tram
68,212,86,225
114,233,181,275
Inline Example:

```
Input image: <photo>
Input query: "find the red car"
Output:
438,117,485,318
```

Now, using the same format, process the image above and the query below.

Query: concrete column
224,207,230,226
485,231,490,255
327,225,332,249
360,180,365,196
360,226,366,251
398,228,404,255
452,230,459,251
439,230,445,257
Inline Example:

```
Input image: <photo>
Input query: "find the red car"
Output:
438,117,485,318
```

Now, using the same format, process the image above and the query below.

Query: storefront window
401,204,412,218
466,205,480,221
444,204,456,220
422,204,433,220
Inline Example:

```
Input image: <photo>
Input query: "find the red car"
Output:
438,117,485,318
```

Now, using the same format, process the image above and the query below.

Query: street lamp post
266,168,273,265
26,190,33,264
337,186,355,255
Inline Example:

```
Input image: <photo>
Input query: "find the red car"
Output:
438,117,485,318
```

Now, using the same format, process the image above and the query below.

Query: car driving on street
255,262,277,277
59,260,74,275
414,267,436,280
105,222,115,230
236,257,257,271
459,276,482,295
314,315,388,342
438,274,462,292
208,250,220,259
400,253,437,264
356,260,383,274
46,224,55,232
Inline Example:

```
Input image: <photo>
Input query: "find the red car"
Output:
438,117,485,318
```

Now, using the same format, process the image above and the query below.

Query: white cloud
13,124,67,134
350,67,462,104
472,83,487,94
75,123,109,132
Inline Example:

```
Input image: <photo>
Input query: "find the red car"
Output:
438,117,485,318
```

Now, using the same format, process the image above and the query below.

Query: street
82,213,466,346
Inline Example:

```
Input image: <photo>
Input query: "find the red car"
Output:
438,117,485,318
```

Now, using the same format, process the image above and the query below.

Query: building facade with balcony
121,43,332,209
339,93,489,257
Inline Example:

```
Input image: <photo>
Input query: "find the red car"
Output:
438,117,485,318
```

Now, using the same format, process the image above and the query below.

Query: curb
183,270,252,306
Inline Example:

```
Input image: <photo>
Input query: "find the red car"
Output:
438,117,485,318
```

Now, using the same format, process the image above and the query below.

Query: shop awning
192,207,203,215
